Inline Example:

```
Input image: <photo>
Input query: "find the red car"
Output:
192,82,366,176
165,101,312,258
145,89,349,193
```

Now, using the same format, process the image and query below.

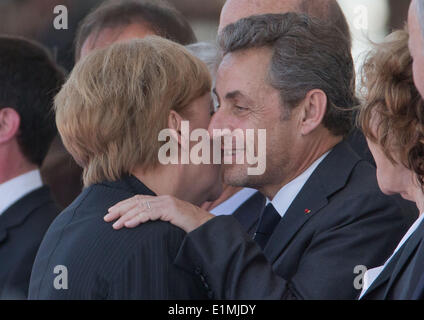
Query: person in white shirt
0,37,63,299
357,29,424,299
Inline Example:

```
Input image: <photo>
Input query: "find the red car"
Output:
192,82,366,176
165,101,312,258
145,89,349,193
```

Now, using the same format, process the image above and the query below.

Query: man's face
408,1,424,98
209,47,302,191
80,23,156,59
218,0,298,32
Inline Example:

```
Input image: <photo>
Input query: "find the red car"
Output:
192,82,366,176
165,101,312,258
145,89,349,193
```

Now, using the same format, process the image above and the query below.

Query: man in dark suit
218,0,375,167
0,37,64,299
172,141,416,299
106,13,418,299
206,0,372,233
41,0,198,209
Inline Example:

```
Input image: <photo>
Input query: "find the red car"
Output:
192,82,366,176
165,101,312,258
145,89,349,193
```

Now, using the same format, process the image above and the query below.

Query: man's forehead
217,48,271,77
215,49,273,96
80,23,156,59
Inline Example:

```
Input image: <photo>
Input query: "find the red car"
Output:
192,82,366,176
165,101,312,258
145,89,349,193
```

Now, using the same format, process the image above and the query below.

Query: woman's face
183,93,222,203
366,137,416,202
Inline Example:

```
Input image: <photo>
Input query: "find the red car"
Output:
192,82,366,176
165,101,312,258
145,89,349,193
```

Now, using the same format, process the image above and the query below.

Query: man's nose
208,108,230,138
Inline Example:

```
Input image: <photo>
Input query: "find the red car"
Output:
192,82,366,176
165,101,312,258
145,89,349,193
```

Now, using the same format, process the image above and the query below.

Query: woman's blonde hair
359,29,424,186
55,36,211,186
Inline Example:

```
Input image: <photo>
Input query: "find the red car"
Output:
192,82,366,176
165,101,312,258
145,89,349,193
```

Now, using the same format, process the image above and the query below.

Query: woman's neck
132,165,177,197
131,164,199,205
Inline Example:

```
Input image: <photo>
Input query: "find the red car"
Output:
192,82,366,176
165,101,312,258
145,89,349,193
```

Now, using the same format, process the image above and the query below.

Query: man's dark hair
0,36,65,166
218,13,356,137
75,0,197,60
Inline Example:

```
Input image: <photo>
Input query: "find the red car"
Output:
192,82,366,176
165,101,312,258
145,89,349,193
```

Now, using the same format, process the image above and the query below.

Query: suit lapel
360,244,406,299
263,141,362,263
0,229,7,244
382,221,424,298
263,174,328,261
100,175,156,197
361,220,424,299
0,186,51,245
233,192,266,236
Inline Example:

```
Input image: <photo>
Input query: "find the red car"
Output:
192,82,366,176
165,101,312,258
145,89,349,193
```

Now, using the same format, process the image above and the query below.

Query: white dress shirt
0,169,43,216
359,212,424,299
210,188,258,216
267,151,330,218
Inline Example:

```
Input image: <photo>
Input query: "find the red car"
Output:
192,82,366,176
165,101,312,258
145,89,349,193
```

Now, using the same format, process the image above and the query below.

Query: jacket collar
0,186,52,244
99,175,156,197
263,140,363,262
233,191,266,234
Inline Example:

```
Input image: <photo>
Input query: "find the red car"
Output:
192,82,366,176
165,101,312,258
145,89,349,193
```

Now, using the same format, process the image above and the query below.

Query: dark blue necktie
254,203,281,249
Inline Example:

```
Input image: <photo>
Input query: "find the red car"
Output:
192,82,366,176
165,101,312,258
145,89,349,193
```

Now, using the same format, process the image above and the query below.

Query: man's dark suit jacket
0,186,58,299
233,191,266,237
361,219,424,299
412,261,424,299
231,130,374,236
347,129,375,166
28,175,208,300
174,141,418,299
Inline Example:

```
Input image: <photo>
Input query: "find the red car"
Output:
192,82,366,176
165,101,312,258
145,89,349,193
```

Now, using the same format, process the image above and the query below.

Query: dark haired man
0,36,64,299
201,0,373,236
75,0,196,60
43,0,198,208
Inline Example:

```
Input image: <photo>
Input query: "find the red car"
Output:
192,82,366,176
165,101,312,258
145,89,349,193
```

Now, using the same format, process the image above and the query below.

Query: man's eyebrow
225,90,244,100
213,88,252,104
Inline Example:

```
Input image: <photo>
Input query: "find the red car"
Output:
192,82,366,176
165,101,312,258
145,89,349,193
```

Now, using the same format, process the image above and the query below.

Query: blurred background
0,0,412,73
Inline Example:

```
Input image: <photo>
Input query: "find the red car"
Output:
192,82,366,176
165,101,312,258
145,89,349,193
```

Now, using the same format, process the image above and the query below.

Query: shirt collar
267,151,330,218
210,188,258,216
0,169,43,216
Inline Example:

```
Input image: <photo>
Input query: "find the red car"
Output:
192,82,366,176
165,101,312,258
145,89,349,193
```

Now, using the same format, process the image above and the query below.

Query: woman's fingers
104,194,214,233
124,214,149,228
112,205,146,229
105,195,154,222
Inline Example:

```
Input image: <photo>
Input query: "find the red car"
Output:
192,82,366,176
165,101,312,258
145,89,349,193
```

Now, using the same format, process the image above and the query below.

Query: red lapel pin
304,209,311,214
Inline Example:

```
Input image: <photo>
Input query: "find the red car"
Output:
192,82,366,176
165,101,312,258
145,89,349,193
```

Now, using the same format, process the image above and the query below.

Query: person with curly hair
358,29,424,299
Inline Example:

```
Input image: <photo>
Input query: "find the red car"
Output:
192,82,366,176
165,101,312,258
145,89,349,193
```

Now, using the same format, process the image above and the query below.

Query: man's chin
222,165,250,188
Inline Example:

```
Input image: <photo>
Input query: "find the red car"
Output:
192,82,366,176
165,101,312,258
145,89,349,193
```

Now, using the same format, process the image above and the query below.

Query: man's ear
0,108,20,144
168,110,184,146
299,89,327,136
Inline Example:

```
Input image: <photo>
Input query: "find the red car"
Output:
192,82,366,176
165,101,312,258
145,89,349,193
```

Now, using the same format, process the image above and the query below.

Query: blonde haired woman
29,37,221,299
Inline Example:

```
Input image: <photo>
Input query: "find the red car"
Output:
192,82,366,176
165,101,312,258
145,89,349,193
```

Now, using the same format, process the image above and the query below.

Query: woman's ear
168,110,184,146
300,89,327,136
0,107,20,144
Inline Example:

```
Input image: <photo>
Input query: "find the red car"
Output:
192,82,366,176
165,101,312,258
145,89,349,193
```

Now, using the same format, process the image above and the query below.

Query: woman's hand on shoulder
104,194,214,233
